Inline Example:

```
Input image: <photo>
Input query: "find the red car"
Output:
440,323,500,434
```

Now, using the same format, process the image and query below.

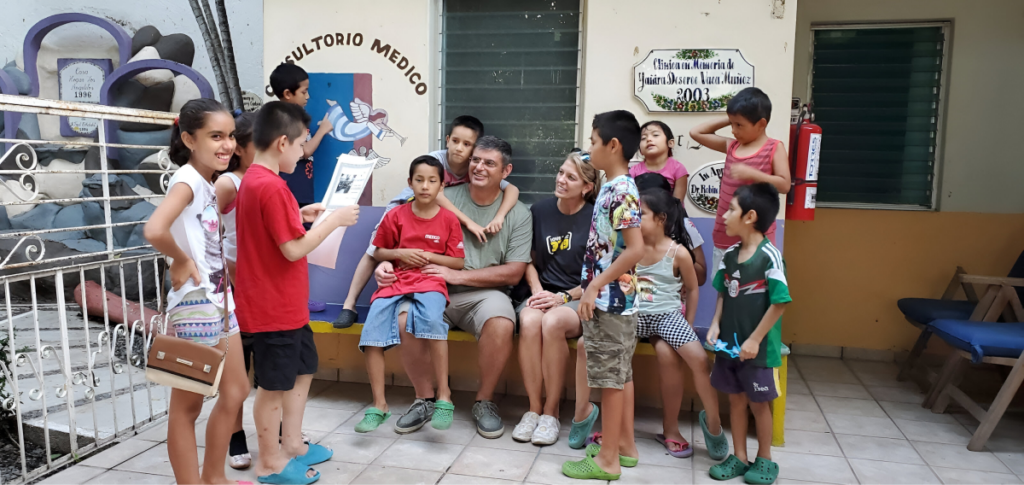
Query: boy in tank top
689,87,792,274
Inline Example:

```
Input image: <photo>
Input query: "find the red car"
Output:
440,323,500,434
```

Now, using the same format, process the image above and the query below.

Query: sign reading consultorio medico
633,49,754,113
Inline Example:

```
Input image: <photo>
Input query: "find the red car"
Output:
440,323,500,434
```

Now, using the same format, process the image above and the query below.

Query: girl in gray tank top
635,187,725,460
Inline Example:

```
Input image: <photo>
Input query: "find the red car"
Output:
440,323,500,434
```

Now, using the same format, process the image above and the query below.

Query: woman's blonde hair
565,151,604,204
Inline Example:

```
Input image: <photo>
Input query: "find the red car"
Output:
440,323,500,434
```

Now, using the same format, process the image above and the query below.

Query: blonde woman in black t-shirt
512,152,600,446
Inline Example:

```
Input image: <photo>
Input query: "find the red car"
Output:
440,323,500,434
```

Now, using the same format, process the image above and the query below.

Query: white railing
0,94,175,484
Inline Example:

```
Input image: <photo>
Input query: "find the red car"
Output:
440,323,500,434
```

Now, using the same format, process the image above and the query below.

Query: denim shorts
359,292,448,351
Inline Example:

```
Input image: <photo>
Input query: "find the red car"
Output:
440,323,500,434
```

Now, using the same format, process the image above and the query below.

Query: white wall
794,0,1024,214
264,0,432,205
581,0,798,219
2,0,265,102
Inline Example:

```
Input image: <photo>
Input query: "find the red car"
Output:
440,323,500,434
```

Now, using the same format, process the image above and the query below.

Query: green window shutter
442,0,581,205
812,26,945,208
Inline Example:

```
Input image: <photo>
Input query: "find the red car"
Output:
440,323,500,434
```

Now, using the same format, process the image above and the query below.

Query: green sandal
431,400,455,430
743,457,779,484
700,410,729,460
355,407,392,433
561,455,621,480
710,455,750,481
584,443,638,467
568,403,599,449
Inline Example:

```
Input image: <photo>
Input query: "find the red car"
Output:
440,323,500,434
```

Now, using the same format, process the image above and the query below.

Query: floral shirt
581,175,642,315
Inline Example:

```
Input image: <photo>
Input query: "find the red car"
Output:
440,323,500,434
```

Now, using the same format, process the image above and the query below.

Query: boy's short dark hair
253,101,312,151
269,63,309,99
409,155,444,179
592,110,641,163
734,182,780,234
474,135,513,168
448,115,484,139
727,87,772,125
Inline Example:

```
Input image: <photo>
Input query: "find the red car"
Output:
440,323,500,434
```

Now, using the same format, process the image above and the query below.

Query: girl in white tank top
213,112,258,470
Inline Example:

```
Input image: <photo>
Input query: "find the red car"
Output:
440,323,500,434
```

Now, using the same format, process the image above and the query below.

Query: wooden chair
897,251,1024,383
923,281,1024,451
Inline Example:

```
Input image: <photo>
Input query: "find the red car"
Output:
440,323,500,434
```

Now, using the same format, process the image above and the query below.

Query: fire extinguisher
786,104,822,221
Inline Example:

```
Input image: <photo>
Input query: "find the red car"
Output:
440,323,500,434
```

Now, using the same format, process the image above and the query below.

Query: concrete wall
793,0,1024,214
263,0,432,205
2,0,265,102
582,0,798,220
784,0,1024,353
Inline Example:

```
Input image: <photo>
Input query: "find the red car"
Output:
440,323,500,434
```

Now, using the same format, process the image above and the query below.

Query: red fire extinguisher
786,104,821,221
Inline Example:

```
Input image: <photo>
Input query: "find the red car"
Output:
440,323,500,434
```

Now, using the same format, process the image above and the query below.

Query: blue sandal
257,458,320,484
296,443,333,466
568,403,599,449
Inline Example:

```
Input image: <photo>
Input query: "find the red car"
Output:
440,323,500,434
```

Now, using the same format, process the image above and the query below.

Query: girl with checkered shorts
635,187,725,459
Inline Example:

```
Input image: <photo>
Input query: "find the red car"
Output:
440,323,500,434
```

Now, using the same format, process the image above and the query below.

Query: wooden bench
309,319,789,446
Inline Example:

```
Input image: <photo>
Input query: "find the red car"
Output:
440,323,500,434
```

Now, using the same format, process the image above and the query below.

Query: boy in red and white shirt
352,155,465,434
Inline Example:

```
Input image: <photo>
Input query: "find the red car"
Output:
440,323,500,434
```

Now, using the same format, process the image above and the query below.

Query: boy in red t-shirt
235,101,359,483
353,155,465,434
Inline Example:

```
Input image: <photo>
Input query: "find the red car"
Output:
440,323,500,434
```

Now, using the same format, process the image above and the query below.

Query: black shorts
251,324,319,391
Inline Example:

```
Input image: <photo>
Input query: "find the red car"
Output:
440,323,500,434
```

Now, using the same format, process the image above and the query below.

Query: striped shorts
169,290,239,346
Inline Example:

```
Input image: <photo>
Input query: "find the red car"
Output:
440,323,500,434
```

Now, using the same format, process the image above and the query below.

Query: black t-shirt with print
529,197,594,293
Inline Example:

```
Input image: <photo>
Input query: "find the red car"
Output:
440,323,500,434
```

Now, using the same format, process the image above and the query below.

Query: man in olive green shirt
375,136,532,439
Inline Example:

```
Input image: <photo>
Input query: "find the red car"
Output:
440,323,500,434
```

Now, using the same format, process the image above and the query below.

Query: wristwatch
557,292,571,304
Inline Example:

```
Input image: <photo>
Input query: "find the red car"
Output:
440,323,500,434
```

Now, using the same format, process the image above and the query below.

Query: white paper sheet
308,153,375,269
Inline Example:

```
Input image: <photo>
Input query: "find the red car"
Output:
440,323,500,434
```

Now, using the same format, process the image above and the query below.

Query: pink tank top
712,139,779,249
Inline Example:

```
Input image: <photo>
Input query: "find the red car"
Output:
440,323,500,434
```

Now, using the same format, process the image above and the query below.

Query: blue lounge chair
897,251,1024,382
924,283,1024,451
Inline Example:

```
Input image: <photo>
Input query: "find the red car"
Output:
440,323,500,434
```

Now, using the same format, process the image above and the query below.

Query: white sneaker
531,415,560,446
229,453,251,470
512,412,540,442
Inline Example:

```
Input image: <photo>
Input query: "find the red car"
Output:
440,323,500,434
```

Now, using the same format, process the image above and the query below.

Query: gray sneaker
395,398,434,434
472,400,504,438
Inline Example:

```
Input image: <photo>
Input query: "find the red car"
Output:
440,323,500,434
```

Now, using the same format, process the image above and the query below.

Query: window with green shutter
810,24,948,209
442,0,582,205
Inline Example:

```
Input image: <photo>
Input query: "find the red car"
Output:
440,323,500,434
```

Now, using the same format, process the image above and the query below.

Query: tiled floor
38,356,1024,484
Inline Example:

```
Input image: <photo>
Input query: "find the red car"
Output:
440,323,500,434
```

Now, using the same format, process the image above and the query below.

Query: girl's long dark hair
168,98,229,167
224,112,257,174
640,186,695,264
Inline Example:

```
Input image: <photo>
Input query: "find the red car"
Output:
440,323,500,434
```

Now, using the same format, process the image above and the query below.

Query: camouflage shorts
582,309,637,389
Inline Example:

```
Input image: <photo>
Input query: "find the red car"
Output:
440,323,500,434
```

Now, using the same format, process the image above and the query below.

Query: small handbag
145,214,232,397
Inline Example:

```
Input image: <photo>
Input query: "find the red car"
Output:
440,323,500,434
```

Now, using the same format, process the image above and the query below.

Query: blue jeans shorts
359,292,448,351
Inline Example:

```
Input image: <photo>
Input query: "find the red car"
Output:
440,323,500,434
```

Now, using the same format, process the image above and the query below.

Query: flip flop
584,443,639,467
656,433,694,458
709,454,750,481
584,431,602,446
295,443,333,466
700,409,730,461
568,403,599,449
743,456,780,484
561,455,621,480
257,458,320,484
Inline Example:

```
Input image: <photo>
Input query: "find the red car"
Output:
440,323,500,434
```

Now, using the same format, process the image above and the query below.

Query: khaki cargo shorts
581,309,637,389
443,289,517,340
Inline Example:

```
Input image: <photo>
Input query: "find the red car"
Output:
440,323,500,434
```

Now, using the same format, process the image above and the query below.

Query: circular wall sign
687,160,725,213
242,91,264,112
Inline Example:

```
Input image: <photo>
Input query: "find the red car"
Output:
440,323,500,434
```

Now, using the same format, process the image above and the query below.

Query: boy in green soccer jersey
707,182,791,485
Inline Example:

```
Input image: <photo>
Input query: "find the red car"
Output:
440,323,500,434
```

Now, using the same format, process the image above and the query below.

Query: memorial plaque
688,161,725,213
633,49,754,113
58,58,112,137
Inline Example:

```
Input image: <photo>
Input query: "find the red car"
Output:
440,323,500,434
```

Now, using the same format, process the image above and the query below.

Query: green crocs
432,400,455,430
743,457,779,484
709,455,750,481
568,403,599,449
355,407,392,433
561,455,621,480
700,410,729,460
584,444,638,467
